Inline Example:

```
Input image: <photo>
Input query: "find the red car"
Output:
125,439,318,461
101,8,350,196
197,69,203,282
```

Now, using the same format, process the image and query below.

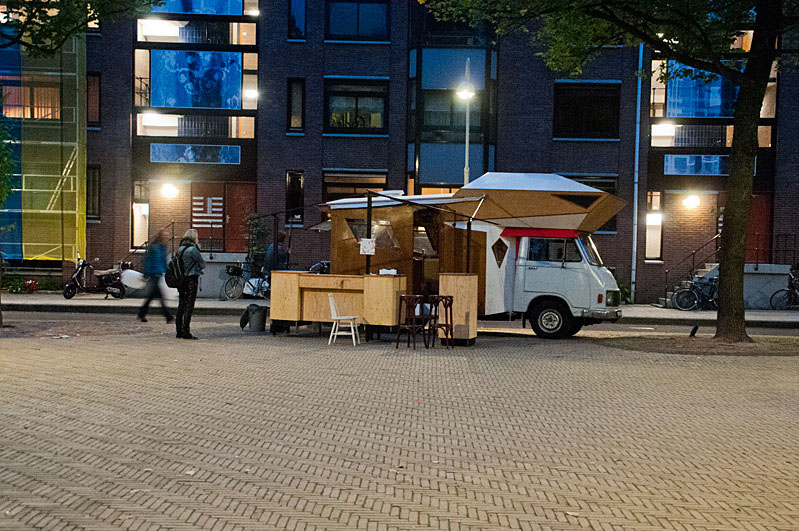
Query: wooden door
745,193,772,263
225,183,256,252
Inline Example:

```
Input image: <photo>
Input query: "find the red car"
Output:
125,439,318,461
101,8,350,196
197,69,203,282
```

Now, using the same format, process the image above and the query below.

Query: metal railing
664,233,721,302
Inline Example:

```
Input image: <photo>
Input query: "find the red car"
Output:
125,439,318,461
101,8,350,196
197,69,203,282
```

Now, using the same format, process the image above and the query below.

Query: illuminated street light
456,58,475,186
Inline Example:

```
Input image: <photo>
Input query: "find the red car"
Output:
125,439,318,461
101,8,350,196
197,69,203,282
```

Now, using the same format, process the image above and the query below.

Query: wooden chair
328,294,360,346
427,295,454,348
396,294,428,349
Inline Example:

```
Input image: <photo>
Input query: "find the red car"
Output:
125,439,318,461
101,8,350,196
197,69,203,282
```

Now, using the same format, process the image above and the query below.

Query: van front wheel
529,301,572,339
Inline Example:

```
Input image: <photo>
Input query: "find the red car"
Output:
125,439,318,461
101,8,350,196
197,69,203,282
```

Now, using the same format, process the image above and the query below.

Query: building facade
4,1,798,303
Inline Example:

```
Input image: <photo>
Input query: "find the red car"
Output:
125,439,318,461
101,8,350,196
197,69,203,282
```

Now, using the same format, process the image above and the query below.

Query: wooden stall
439,273,478,343
270,271,406,326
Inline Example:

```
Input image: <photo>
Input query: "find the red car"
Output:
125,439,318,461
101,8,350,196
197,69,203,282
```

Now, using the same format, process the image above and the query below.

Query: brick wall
635,192,720,302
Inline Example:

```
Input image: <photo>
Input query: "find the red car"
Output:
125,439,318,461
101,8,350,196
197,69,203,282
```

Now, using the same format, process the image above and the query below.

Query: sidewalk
3,293,797,328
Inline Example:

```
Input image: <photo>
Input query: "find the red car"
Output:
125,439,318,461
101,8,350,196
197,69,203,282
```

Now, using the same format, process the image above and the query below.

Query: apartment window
0,76,60,119
422,90,482,143
286,171,304,225
645,191,663,260
136,114,255,139
325,82,388,133
86,166,101,219
323,171,386,201
87,73,100,127
287,79,305,131
326,0,388,40
132,181,150,248
553,83,620,139
288,0,306,39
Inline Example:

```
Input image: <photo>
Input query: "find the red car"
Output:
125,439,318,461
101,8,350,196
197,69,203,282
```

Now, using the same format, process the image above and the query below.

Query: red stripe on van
500,228,579,238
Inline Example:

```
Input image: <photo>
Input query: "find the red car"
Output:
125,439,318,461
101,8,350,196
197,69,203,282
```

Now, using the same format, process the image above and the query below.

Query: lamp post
456,58,475,186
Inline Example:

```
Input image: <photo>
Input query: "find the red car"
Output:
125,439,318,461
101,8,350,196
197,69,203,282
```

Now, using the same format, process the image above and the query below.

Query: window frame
285,170,305,226
86,165,101,220
645,191,664,261
325,0,390,41
286,78,305,132
87,72,101,128
552,82,621,140
288,0,306,39
323,80,389,134
527,237,583,263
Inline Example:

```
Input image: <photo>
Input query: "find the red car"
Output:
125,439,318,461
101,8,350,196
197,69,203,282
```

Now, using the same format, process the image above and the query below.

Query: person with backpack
138,230,173,323
174,229,205,339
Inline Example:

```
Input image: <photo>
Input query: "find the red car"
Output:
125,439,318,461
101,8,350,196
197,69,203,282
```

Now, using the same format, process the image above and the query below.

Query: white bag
120,269,147,289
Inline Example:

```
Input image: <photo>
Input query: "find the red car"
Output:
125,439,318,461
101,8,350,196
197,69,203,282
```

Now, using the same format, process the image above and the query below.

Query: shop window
132,181,150,248
324,82,388,133
86,166,101,219
289,0,306,39
645,191,663,260
287,78,305,131
528,238,581,262
87,73,100,127
323,171,386,201
326,0,388,40
346,219,399,250
286,171,304,225
553,83,619,139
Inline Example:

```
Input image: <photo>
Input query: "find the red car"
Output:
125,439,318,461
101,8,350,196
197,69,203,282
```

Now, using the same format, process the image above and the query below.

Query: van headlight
605,290,621,307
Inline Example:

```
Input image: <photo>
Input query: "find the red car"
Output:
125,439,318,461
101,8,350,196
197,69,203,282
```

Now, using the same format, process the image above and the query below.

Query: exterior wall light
682,195,700,209
161,183,179,199
244,89,259,99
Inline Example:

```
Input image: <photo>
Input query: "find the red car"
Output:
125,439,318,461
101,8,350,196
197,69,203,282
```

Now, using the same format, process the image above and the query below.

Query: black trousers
139,275,172,319
176,276,199,336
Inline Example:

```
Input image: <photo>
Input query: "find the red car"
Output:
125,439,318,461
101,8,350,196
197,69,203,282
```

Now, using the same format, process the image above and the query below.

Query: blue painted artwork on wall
150,50,242,109
152,0,242,15
150,143,241,164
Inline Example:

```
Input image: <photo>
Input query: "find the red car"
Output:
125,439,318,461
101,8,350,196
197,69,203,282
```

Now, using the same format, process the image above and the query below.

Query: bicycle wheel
672,288,699,311
769,289,792,310
224,276,244,299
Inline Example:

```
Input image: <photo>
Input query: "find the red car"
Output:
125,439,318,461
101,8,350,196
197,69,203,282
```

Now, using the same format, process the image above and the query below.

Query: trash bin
249,305,268,332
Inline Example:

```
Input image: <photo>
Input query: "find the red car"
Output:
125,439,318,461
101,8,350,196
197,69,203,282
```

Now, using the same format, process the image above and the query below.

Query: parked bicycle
769,266,799,310
672,275,718,311
223,262,269,300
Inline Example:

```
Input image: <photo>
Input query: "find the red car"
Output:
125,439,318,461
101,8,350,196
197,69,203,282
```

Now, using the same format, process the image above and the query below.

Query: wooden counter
270,272,406,326
439,273,478,342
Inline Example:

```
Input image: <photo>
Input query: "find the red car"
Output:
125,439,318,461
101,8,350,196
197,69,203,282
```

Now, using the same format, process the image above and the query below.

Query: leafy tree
1,0,161,55
422,0,799,342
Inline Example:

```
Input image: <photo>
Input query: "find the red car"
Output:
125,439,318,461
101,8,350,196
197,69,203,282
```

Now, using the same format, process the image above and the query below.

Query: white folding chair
328,294,360,346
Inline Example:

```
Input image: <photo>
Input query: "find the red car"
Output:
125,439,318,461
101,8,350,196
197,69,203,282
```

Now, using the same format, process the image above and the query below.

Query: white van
511,231,621,338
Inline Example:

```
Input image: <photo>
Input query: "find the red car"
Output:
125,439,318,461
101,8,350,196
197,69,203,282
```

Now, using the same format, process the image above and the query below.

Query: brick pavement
1,318,798,530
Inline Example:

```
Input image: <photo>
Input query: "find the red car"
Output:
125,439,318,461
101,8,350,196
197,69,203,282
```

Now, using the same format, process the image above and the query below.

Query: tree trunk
714,15,777,342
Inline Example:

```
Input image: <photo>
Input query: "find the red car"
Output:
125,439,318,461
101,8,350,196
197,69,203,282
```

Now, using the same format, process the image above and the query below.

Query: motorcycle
63,255,128,299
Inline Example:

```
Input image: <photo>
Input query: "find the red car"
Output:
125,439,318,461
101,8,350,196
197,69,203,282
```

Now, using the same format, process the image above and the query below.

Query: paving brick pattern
1,320,798,530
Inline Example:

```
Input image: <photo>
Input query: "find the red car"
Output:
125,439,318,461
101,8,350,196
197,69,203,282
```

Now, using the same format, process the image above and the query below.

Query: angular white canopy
450,172,626,232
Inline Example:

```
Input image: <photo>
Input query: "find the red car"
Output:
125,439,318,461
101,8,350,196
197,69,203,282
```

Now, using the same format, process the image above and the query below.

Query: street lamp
456,58,475,186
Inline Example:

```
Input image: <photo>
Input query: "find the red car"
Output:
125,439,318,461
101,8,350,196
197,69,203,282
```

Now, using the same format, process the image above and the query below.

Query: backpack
164,247,186,288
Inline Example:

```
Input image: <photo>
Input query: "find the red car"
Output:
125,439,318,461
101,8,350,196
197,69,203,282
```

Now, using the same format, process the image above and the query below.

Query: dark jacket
143,242,168,276
178,238,205,277
264,243,288,273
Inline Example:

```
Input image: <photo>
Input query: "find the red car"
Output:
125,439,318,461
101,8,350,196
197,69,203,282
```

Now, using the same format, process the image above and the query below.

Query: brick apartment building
2,1,798,303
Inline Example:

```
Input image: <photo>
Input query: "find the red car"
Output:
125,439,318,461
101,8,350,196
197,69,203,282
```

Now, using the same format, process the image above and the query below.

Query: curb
4,303,796,329
1,303,245,317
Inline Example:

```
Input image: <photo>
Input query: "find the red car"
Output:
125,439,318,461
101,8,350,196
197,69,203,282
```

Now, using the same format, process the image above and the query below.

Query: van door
523,237,591,310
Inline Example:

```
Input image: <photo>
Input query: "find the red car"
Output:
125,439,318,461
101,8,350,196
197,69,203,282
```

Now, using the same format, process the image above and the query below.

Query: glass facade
664,154,730,176
150,143,241,164
149,50,243,109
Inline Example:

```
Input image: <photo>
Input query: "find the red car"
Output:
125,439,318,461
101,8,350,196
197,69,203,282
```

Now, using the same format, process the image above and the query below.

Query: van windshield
579,234,603,266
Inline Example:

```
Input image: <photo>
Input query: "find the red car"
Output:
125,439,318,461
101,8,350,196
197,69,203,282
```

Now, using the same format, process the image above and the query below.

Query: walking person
175,229,205,340
138,230,174,323
263,231,290,282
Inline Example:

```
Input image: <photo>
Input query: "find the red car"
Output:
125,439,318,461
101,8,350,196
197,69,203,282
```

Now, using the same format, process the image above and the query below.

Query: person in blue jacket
138,230,174,323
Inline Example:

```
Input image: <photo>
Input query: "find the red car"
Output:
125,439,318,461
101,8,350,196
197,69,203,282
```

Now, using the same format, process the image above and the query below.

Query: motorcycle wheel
111,284,126,299
63,284,77,299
